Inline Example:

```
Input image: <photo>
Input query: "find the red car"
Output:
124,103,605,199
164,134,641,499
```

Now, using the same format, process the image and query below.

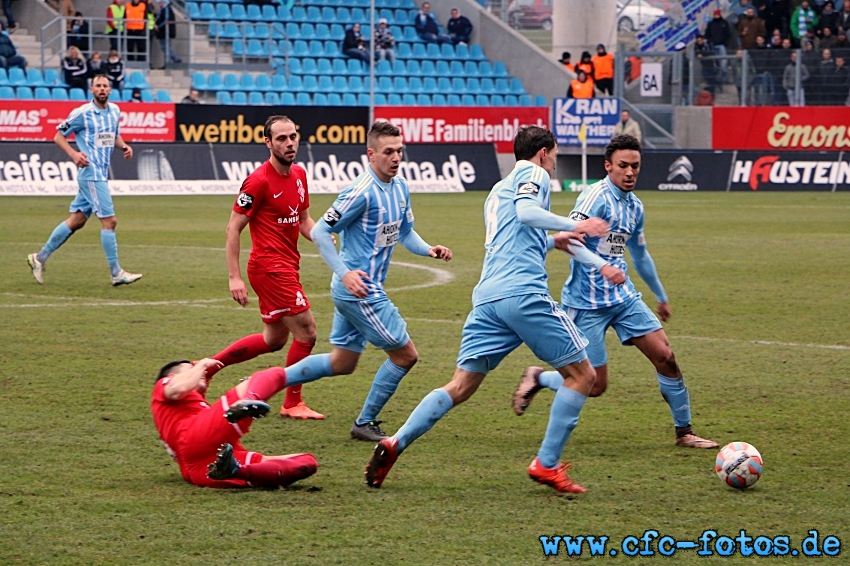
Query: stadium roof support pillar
553,0,617,62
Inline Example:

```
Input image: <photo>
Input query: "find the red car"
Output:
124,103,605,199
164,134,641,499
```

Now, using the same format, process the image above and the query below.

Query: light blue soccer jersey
57,101,121,182
562,176,646,310
471,160,552,307
322,167,415,302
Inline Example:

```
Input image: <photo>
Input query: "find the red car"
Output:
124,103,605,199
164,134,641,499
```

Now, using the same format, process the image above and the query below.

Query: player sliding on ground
515,134,718,450
151,359,317,488
27,74,142,287
212,116,324,420
365,126,623,494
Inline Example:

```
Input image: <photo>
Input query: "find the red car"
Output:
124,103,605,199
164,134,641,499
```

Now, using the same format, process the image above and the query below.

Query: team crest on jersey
569,211,589,221
517,182,540,196
58,121,70,132
323,207,342,226
297,179,305,202
236,192,254,210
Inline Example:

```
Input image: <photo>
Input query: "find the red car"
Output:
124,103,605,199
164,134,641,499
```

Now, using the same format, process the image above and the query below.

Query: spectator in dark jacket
835,29,850,46
87,50,105,78
0,22,25,69
820,1,839,33
447,8,472,45
415,2,450,44
374,18,396,63
706,10,732,53
737,7,767,49
829,55,850,103
342,23,369,63
840,0,850,33
105,49,125,90
69,12,90,53
821,26,839,47
155,0,181,67
63,46,88,89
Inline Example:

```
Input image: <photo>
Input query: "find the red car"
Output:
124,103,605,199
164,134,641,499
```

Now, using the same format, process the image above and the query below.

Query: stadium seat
292,40,310,57
469,44,485,60
277,5,292,20
262,5,276,21
402,93,416,105
302,24,317,42
239,73,256,91
387,93,402,105
342,92,358,106
0,85,13,98
509,78,525,94
426,43,441,60
490,94,505,106
464,61,479,76
323,41,338,57
253,24,270,40
265,91,280,105
303,75,319,93
281,92,296,105
223,73,240,90
288,75,304,90
403,26,418,42
306,5,321,21
247,91,263,105
533,95,547,106
34,86,51,100
15,86,32,100
357,93,370,105
478,61,494,77
494,78,509,93
416,93,431,105
455,43,470,59
318,75,333,92
493,62,509,78
207,72,224,90
397,42,412,59
216,91,232,104
348,76,366,92
348,58,365,74
377,76,392,93
423,76,437,93
141,90,155,102
69,87,86,101
518,94,532,106
8,67,26,86
374,93,388,105
285,22,300,39
246,4,262,21
379,8,394,23
376,59,392,75
286,58,302,74
437,77,452,93
330,23,345,40
435,60,450,76
466,78,481,93
333,75,349,93
156,90,171,102
440,44,455,59
480,78,495,94
255,74,272,91
446,93,461,105
412,43,427,59
215,4,232,20
315,23,330,40
44,68,60,86
220,23,241,40
232,39,246,57
421,60,436,76
317,58,333,75
461,94,475,106
27,69,46,87
321,7,335,22
451,77,465,93
332,58,348,75
328,92,343,105
505,94,519,106
232,91,247,104
392,60,407,76
52,87,69,100
129,72,150,89
272,74,287,91
408,76,423,93
186,2,201,19
192,72,208,90
393,76,408,92
295,92,311,105
450,60,463,76
336,7,351,24
308,39,324,57
432,93,447,106
351,8,366,22
199,3,216,20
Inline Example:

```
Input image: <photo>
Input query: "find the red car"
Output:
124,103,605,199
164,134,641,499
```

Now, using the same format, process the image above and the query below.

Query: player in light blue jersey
364,126,625,494
266,121,452,442
517,135,718,450
27,74,141,287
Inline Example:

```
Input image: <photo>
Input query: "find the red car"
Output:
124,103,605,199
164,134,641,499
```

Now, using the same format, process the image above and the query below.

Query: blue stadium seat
432,93,447,106
230,4,246,19
478,61,494,77
302,24,317,42
317,75,333,91
494,78,509,93
402,93,416,105
505,94,519,106
518,94,532,106
223,73,239,90
416,93,431,105
27,69,46,87
141,90,155,102
342,92,358,106
303,75,319,93
246,4,262,21
412,43,427,59
451,77,465,93
332,75,349,92
493,61,509,78
215,4,232,20
374,93,388,105
285,22,300,39
206,72,223,90
330,23,345,40
9,67,26,86
52,87,69,100
291,40,310,57
156,90,171,102
69,87,86,101
129,72,150,89
255,74,272,91
391,60,407,76
387,93,402,104
455,43,470,59
397,42,412,59
295,92,312,105
348,76,365,92
262,5,276,21
232,39,245,57
308,39,324,57
461,94,475,106
390,25,403,39
265,91,280,105
44,68,60,86
277,5,292,20
218,23,240,39
288,75,304,90
379,8,394,23
440,43,455,59
239,73,256,91
348,58,365,74
281,92,296,105
306,6,321,22
406,59,421,76
317,58,333,74
323,41,338,57
421,60,436,76
351,8,366,22
249,91,264,104
490,94,505,106
0,68,9,86
533,95,547,106
469,44,485,60
315,23,330,40
336,7,351,23
509,78,525,94
357,93,370,105
271,22,285,40
199,3,216,20
422,76,437,93
437,77,452,93
375,59,392,75
450,60,463,76
321,7,335,22
435,60,450,76
392,76,408,92
192,72,209,90
394,8,409,23
186,2,201,19
466,78,481,93
34,86,51,100
403,26,419,43
253,24,270,39
426,43,441,59
446,93,461,105
328,92,343,105
301,57,318,74
464,61,479,76
0,85,14,98
408,76,423,93
272,74,287,90
480,78,495,94
232,91,248,104
332,58,348,75
246,40,268,57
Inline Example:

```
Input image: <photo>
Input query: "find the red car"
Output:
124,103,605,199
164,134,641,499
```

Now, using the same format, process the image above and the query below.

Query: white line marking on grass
671,335,850,351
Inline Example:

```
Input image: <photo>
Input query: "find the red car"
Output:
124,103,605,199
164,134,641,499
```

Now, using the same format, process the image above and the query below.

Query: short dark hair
604,134,642,162
91,73,111,85
367,120,401,148
264,115,294,139
513,125,555,161
156,360,191,383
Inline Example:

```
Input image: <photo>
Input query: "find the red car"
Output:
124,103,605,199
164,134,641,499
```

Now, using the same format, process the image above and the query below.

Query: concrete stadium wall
674,106,712,149
17,0,62,41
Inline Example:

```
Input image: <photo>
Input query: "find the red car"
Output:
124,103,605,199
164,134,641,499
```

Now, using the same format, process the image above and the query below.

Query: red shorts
176,389,266,488
247,270,311,323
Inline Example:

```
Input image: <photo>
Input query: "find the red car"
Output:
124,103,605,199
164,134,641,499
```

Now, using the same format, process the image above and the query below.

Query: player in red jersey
212,115,324,420
151,358,318,488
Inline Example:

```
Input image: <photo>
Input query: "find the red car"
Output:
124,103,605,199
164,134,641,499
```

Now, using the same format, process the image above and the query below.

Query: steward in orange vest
568,70,594,98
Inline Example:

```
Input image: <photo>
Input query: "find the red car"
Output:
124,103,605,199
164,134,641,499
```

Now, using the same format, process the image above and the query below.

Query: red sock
283,340,315,409
235,454,318,487
243,367,287,401
210,334,272,377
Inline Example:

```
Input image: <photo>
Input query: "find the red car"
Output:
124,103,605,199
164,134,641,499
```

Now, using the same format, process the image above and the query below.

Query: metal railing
42,16,158,70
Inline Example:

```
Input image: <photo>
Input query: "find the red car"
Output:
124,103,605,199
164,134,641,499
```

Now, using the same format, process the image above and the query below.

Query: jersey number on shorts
295,291,307,307
485,195,500,245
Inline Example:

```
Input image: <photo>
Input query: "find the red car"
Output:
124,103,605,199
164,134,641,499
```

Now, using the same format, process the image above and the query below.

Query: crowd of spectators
562,44,615,98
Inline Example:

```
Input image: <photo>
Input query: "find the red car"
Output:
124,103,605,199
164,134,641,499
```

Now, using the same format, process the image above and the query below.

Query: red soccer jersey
150,378,210,459
232,160,310,274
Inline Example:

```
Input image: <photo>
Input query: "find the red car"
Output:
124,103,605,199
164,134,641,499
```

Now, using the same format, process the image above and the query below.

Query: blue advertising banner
552,98,620,147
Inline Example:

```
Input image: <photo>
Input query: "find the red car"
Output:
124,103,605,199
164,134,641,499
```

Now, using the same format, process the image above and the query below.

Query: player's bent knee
588,379,608,397
654,350,679,375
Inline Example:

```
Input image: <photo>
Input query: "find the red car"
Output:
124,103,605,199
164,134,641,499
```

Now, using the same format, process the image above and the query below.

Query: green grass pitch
0,191,848,564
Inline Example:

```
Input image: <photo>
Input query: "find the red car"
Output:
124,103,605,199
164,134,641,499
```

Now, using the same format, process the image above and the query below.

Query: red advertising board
0,100,176,142
713,107,850,151
374,106,549,153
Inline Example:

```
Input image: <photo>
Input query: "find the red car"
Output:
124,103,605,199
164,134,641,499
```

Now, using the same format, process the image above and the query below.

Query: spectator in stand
835,29,850,46
415,2,451,44
830,56,850,103
125,0,148,62
374,18,396,64
769,28,784,47
69,12,90,54
577,51,595,80
155,0,181,68
821,26,839,47
841,0,850,32
106,0,126,52
706,9,732,82
612,109,641,142
181,88,201,104
694,34,718,95
87,50,104,78
813,0,828,14
754,35,768,48
342,23,369,64
792,1,819,46
820,1,839,33
567,69,594,98
0,22,24,69
63,46,88,90
766,0,792,37
737,7,767,49
592,44,614,95
447,8,473,45
558,51,574,72
783,50,809,105
130,87,143,102
781,37,793,48
3,0,17,34
106,49,125,90
732,0,751,24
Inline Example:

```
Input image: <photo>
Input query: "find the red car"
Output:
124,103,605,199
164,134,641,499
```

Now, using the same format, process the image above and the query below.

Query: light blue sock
284,353,333,387
536,386,587,469
538,370,563,391
395,388,453,453
37,222,73,264
657,373,691,428
100,229,121,277
356,359,408,425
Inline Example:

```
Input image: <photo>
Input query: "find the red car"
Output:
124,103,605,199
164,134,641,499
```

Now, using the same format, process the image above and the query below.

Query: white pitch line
671,335,850,351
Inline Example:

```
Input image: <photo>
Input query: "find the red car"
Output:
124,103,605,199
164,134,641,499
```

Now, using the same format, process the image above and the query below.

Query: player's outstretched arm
225,212,251,306
163,359,223,400
554,231,626,284
627,237,669,317
515,199,609,236
310,220,369,298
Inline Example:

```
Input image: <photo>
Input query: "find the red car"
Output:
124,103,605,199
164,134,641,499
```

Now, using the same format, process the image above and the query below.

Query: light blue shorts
457,293,588,375
329,296,410,353
69,179,114,218
564,296,663,367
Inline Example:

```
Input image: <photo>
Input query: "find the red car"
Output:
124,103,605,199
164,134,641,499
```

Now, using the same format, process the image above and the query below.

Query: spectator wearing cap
792,1,819,46
737,7,767,49
415,2,451,44
558,51,574,72
447,8,472,45
374,18,396,64
592,44,614,95
343,23,370,64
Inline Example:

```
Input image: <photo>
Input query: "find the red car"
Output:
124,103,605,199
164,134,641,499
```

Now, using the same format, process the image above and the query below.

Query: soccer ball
715,442,763,489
